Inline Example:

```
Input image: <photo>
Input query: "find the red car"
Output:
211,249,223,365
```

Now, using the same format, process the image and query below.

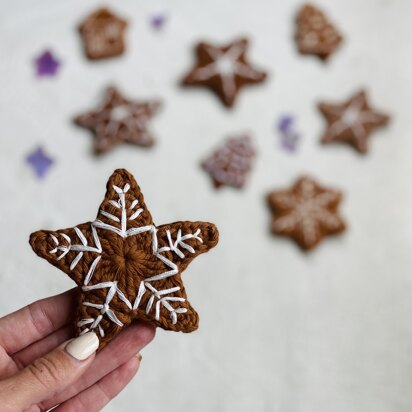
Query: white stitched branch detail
79,281,132,337
159,228,203,258
132,228,203,324
132,282,187,325
49,225,102,268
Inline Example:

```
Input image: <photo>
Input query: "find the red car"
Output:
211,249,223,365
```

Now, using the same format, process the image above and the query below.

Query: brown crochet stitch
30,169,219,350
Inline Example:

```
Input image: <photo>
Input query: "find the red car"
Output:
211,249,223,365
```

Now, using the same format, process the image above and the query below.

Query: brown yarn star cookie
74,86,161,155
30,169,219,350
267,176,346,251
79,8,127,60
182,38,267,107
295,4,342,60
202,135,256,189
319,90,390,154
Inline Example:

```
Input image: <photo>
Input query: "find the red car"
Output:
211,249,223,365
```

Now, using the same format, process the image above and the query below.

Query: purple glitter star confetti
35,50,60,77
26,146,54,179
149,14,167,30
277,115,301,153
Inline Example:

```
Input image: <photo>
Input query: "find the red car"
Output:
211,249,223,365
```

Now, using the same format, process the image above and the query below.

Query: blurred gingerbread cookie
182,38,267,107
318,90,390,154
295,4,342,60
267,176,346,251
79,8,127,60
202,135,256,189
74,86,161,154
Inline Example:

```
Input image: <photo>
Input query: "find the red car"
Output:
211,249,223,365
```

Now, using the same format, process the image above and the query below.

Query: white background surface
1,0,412,411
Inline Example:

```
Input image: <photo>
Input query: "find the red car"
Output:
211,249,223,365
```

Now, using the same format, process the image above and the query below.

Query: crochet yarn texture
30,169,219,350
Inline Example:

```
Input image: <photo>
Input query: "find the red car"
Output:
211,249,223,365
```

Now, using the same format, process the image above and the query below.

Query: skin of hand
0,288,155,411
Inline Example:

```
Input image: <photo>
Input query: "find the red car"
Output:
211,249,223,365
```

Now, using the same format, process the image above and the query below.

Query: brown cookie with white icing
295,4,342,60
267,176,346,251
182,38,267,108
79,8,127,60
74,86,161,155
318,90,390,154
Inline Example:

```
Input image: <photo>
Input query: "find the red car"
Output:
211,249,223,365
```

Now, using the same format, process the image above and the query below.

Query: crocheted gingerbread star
182,38,267,107
319,90,390,154
267,176,346,251
30,169,219,350
74,87,161,155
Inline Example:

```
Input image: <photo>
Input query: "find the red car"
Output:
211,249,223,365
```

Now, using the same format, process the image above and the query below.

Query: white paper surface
0,0,412,411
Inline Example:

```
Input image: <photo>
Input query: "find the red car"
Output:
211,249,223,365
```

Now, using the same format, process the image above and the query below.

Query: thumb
1,332,99,411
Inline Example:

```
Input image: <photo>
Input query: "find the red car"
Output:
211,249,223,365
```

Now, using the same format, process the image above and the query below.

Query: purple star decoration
150,14,167,30
277,115,300,153
26,147,54,179
35,50,60,77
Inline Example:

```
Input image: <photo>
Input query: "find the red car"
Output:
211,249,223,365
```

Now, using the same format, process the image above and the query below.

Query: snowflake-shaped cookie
267,176,346,251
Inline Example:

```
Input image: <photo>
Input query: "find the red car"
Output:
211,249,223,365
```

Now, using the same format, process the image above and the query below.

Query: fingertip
106,356,140,388
125,321,156,347
138,322,156,344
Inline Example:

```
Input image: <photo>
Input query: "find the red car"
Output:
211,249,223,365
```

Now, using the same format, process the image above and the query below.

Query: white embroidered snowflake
30,170,218,344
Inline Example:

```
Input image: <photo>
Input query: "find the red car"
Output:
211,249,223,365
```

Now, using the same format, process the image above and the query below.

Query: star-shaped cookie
267,176,346,251
318,90,390,154
182,38,267,107
74,87,161,155
30,169,219,350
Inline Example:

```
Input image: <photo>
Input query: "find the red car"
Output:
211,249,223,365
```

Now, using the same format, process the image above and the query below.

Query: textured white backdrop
1,0,412,411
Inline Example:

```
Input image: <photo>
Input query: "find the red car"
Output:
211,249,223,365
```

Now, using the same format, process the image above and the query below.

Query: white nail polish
65,332,99,361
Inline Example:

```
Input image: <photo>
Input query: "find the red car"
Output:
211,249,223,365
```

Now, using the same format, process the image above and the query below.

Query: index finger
0,288,77,354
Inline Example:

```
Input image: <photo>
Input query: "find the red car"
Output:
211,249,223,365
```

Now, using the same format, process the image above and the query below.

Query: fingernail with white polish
65,332,99,361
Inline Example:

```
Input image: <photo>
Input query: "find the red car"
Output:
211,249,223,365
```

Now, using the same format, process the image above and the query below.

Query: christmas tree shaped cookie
295,4,342,60
30,169,219,350
202,135,256,189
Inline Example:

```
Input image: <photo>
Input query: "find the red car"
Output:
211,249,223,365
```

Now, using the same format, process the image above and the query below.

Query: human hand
0,288,155,411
